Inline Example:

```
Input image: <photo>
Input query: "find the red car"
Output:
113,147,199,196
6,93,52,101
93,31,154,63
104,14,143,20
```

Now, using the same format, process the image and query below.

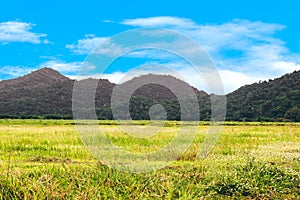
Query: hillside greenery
0,68,299,121
226,70,300,121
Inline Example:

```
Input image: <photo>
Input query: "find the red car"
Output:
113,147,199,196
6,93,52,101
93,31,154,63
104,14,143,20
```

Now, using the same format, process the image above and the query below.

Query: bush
285,107,300,122
207,158,300,198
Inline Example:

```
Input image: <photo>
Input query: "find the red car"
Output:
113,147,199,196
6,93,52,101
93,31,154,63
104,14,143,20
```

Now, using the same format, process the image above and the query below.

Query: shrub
207,158,300,198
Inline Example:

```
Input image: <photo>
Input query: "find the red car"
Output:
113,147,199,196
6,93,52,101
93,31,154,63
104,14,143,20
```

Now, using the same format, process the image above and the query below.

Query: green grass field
0,119,299,199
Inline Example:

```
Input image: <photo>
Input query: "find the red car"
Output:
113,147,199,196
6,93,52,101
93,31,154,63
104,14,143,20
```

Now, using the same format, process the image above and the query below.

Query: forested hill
0,68,299,121
226,70,300,121
0,68,209,120
0,68,114,118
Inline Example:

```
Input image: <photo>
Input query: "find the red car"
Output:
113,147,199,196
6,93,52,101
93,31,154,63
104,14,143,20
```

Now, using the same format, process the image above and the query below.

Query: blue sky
0,0,300,93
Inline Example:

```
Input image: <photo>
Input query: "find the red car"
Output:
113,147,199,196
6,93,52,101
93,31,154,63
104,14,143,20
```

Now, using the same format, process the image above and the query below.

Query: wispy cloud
121,16,197,28
67,65,264,94
102,19,114,23
66,34,124,56
64,17,300,93
66,34,108,54
0,66,36,78
0,60,85,80
119,16,300,92
39,60,83,74
0,21,47,44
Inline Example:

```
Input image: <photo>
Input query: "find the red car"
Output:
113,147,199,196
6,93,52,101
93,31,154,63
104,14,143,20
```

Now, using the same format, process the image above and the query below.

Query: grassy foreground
0,120,299,199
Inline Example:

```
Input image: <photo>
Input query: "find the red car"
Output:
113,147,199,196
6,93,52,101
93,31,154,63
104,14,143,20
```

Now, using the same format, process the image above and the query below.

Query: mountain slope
114,74,210,120
0,68,74,117
0,68,207,119
0,68,299,121
0,68,116,117
226,70,300,121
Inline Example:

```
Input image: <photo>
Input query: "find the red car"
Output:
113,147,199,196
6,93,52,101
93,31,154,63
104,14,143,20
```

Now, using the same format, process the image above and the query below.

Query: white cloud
0,66,36,78
0,21,47,44
271,61,300,73
67,66,265,94
120,16,300,91
43,39,53,44
0,60,85,80
65,17,300,93
66,34,108,54
121,16,197,28
67,71,125,82
66,34,125,56
188,20,285,56
125,49,180,60
39,60,83,74
102,19,113,23
217,69,270,93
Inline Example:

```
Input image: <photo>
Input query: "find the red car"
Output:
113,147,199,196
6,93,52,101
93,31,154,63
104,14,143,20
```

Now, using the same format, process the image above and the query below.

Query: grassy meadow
0,119,299,199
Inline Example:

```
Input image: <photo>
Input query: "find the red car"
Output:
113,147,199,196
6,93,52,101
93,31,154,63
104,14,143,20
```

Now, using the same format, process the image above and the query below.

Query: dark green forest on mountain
0,68,299,121
226,71,300,121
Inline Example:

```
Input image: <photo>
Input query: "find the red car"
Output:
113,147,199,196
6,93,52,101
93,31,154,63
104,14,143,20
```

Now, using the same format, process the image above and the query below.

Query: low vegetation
0,120,299,199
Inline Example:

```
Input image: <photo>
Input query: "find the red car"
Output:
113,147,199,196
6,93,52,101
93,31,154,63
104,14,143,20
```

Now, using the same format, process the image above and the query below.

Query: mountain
0,68,299,121
0,68,209,120
0,68,73,117
111,74,210,120
227,70,300,121
0,68,117,118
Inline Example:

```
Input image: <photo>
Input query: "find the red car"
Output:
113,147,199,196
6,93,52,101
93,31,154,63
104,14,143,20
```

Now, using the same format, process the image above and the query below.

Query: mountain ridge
0,68,70,86
0,68,299,121
226,70,300,121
